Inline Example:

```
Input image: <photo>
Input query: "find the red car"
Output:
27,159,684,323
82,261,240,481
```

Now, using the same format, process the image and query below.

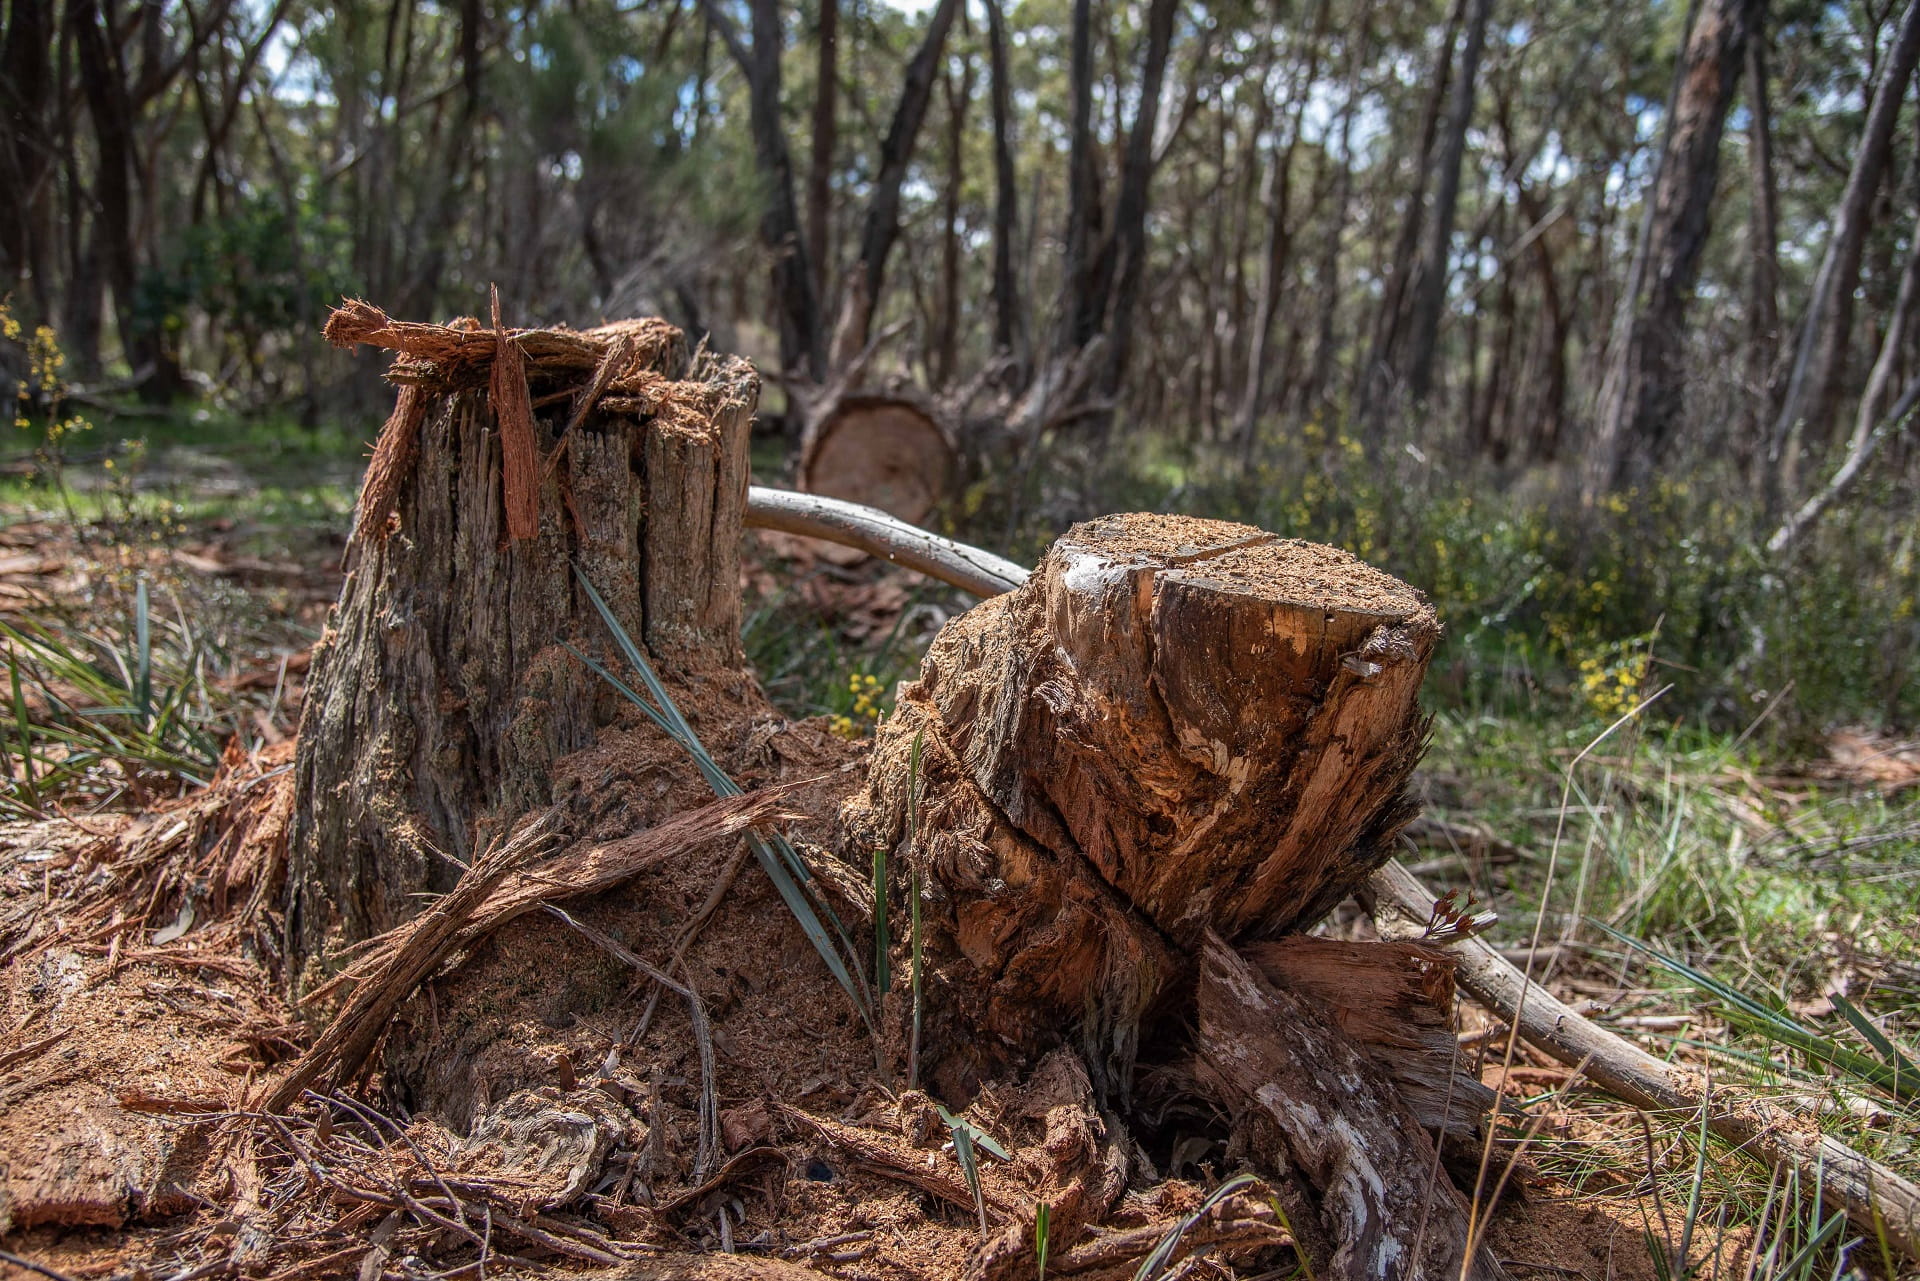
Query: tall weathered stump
288,302,757,963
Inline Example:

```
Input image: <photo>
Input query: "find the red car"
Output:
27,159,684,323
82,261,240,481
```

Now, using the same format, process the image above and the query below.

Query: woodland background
2,0,1920,733
4,1,1920,1266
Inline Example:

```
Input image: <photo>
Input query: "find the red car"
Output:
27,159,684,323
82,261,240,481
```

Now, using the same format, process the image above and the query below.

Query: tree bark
1764,0,1920,484
1585,0,1762,497
1403,0,1495,405
1196,937,1502,1281
289,309,757,960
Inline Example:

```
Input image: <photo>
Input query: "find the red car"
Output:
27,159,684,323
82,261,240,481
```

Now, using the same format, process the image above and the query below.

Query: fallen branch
1365,857,1920,1261
744,485,1028,597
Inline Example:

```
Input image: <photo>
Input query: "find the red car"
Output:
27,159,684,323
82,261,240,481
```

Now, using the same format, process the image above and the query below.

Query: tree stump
850,514,1437,1071
848,512,1501,1278
287,302,758,962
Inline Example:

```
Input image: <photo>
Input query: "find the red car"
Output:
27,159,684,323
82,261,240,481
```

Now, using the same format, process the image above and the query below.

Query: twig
543,904,720,1182
0,1249,81,1281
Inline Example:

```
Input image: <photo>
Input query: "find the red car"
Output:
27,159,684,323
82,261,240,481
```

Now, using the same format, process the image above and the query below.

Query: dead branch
1365,857,1920,1261
745,485,1027,596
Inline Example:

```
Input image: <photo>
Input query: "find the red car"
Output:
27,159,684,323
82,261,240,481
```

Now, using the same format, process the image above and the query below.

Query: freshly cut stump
848,513,1502,1279
289,305,757,961
851,514,1438,1079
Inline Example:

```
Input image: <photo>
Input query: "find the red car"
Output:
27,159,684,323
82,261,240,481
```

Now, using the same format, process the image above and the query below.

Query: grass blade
1594,920,1917,1102
571,564,877,1037
939,1104,990,1240
133,576,152,729
1132,1172,1257,1281
1830,992,1919,1096
8,648,40,811
1035,1201,1051,1281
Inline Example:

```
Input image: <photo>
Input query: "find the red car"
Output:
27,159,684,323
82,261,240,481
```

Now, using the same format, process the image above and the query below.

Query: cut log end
799,393,955,526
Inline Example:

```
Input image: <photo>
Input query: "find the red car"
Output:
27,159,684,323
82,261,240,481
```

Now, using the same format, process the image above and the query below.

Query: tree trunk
1359,0,1463,424
1765,0,1920,485
935,50,973,390
700,0,825,381
806,0,838,311
1403,0,1495,405
985,0,1023,376
288,306,757,960
1060,0,1100,353
0,0,54,307
1234,0,1329,463
1585,0,1762,497
70,0,185,402
840,0,962,354
1743,29,1780,455
797,390,957,525
1097,0,1181,396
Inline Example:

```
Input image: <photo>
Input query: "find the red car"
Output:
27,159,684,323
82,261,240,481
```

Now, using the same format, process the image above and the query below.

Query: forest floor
2,414,1918,1279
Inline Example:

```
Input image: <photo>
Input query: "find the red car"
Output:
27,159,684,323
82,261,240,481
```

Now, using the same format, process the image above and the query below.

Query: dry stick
743,485,1920,1265
626,841,753,1050
744,486,1029,598
543,903,722,1184
263,810,563,1112
1365,857,1920,1262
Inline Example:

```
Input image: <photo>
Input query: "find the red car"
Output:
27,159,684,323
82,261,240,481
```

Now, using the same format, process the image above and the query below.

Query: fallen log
798,390,956,527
